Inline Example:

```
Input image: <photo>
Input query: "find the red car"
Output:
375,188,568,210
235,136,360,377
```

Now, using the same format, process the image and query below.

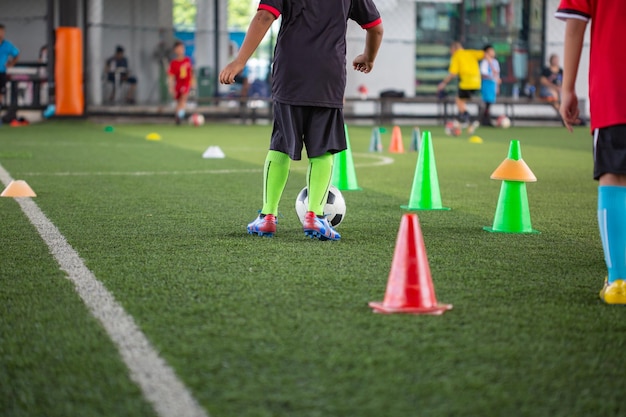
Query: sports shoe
467,120,480,135
247,213,277,237
599,278,626,305
302,211,340,241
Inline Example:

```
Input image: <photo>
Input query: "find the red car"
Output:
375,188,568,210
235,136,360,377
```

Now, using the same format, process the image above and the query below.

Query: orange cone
1,180,37,197
388,126,405,153
369,213,452,315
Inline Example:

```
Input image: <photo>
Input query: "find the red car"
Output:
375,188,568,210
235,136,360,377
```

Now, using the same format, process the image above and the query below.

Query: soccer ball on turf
444,120,462,136
496,115,511,129
189,113,205,126
295,185,346,227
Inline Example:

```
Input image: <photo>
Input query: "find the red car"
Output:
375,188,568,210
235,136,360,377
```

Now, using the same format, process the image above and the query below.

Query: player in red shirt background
168,41,194,125
557,0,626,304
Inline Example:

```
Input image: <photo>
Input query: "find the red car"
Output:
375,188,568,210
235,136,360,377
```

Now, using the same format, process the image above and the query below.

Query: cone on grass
484,140,539,234
369,213,452,315
146,132,161,141
1,180,36,197
389,126,405,153
331,124,361,190
410,127,421,152
369,127,383,152
202,146,226,159
401,131,450,210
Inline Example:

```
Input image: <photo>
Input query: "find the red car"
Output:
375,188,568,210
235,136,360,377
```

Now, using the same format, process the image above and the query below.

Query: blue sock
177,109,185,119
598,186,626,283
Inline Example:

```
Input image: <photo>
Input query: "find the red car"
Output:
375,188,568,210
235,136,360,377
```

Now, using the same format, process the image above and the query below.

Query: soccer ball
295,185,346,227
497,115,511,129
445,120,462,136
189,113,205,126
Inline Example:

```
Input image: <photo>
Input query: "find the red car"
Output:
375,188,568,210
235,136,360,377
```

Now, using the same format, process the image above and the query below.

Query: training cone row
370,213,452,315
331,124,361,190
402,131,449,210
484,140,539,234
1,180,36,197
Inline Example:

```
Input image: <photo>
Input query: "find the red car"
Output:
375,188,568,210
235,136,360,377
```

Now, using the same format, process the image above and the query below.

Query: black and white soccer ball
295,185,346,227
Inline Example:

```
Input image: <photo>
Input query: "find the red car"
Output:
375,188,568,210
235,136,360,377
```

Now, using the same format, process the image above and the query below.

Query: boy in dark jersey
557,0,626,304
168,41,193,125
219,0,383,241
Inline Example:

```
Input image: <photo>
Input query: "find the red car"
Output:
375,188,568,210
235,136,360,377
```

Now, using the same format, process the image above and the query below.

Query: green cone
401,131,449,210
331,124,362,191
483,180,539,233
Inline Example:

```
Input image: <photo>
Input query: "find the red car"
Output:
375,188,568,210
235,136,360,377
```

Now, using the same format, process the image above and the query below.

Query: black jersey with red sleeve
556,0,626,129
259,0,381,108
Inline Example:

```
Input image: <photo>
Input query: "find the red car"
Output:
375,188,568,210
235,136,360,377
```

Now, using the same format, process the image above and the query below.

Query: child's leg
598,174,626,303
598,175,626,283
306,152,333,216
261,150,291,216
176,93,188,120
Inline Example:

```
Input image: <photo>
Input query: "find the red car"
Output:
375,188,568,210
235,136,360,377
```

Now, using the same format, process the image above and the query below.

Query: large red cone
369,213,452,315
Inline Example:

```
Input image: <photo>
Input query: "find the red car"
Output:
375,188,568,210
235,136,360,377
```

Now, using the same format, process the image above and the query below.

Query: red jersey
556,0,626,130
168,57,193,85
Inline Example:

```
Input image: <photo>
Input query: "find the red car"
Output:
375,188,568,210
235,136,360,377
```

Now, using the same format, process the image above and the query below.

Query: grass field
1,120,625,417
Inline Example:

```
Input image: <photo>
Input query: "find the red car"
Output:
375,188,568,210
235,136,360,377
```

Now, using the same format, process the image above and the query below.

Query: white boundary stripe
0,164,209,417
20,154,394,177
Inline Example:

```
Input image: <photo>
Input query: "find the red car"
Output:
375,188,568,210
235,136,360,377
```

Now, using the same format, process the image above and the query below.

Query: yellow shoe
599,279,626,304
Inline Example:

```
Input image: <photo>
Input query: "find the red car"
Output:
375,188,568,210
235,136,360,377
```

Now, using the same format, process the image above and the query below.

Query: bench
344,95,586,126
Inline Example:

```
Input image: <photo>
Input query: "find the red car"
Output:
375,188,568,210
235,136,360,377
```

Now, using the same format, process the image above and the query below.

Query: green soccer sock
307,152,334,216
261,150,291,215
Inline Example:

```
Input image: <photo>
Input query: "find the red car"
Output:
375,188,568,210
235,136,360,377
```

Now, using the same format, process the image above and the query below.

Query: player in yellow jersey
437,42,484,126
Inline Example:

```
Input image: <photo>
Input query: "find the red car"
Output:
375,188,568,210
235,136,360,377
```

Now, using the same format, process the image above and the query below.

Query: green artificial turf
1,120,625,417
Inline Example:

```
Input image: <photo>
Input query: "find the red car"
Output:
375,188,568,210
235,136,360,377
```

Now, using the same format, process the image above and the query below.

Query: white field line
0,164,209,417
19,153,394,177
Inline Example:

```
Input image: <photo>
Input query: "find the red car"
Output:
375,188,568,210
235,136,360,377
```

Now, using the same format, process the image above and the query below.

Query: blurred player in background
479,44,500,127
558,0,626,304
437,41,484,128
168,41,194,125
219,0,383,241
0,23,19,107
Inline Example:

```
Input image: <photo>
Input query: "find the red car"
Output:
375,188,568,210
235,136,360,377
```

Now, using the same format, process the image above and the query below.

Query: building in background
1,0,589,114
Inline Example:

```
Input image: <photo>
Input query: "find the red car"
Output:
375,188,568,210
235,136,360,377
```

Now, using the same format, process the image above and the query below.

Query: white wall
544,0,590,115
1,0,47,62
345,0,416,99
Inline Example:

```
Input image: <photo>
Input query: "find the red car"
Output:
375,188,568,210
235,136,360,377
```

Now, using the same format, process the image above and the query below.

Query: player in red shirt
168,41,193,125
557,0,626,304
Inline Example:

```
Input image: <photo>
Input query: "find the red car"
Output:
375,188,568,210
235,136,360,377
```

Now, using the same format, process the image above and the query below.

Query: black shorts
593,125,626,180
458,89,478,100
270,102,346,160
0,73,7,95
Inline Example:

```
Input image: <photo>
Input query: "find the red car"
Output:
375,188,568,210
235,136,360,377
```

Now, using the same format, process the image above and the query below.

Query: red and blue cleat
247,213,277,237
303,211,340,241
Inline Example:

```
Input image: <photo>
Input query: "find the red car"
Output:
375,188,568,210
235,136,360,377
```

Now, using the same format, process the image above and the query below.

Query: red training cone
369,213,452,315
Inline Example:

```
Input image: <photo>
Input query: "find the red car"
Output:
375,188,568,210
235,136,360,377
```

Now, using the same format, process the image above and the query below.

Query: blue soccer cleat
247,213,277,237
302,211,341,241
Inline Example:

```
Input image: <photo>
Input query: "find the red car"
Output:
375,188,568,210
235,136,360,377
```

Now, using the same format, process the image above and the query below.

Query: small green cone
483,180,539,233
331,124,362,191
401,131,449,210
104,125,114,132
